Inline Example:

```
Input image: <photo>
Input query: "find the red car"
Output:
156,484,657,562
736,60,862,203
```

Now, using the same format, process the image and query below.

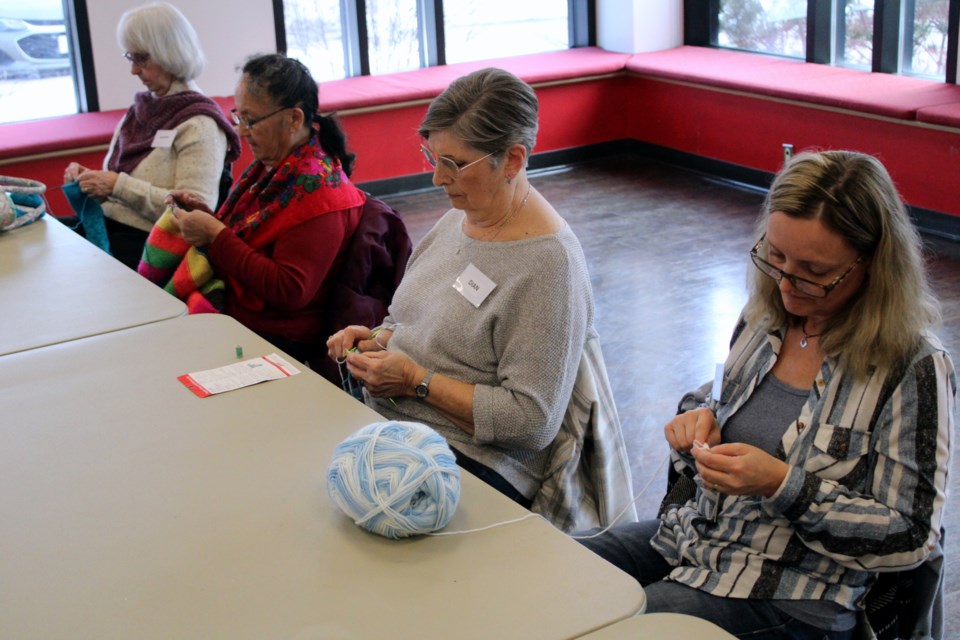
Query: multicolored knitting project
138,206,224,314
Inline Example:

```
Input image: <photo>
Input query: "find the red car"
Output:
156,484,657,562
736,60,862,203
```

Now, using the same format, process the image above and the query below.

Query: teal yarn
327,421,461,539
61,181,111,254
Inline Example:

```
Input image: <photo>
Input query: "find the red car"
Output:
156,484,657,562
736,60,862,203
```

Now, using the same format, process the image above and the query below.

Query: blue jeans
451,447,532,508
577,520,854,640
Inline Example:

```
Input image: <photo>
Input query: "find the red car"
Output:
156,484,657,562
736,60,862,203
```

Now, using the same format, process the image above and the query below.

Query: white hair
117,2,205,81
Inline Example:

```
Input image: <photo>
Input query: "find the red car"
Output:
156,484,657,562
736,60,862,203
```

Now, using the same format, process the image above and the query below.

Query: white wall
89,0,276,110
597,0,683,53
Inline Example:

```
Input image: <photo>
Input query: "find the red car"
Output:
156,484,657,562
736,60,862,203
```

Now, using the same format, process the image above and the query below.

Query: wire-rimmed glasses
420,144,494,179
123,51,150,66
749,236,863,298
230,106,293,130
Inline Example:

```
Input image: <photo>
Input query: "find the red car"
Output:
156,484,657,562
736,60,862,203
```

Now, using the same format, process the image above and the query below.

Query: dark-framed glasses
123,51,150,66
420,144,494,179
230,106,292,130
749,236,864,299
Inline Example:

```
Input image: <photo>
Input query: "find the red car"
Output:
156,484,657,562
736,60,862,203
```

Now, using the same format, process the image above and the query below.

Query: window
0,0,78,124
903,0,951,78
281,0,584,80
691,0,959,83
718,0,807,59
837,0,874,69
442,0,569,65
281,0,348,82
366,0,421,74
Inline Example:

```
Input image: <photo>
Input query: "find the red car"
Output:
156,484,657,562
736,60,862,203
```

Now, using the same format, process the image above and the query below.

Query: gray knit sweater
368,209,594,498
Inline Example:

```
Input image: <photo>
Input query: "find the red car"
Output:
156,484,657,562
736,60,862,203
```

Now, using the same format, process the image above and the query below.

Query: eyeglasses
420,144,494,179
123,51,150,66
750,236,864,299
230,106,292,130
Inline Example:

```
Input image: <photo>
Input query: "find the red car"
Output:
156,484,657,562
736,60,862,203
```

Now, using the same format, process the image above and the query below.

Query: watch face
416,383,427,398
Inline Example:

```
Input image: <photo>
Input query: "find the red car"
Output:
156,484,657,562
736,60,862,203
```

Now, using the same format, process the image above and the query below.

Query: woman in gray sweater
327,68,594,506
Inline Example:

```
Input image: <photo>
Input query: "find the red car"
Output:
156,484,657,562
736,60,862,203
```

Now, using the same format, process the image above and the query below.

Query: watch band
415,370,434,399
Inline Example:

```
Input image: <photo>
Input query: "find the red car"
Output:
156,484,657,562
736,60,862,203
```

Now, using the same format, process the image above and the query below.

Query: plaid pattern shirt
653,318,955,611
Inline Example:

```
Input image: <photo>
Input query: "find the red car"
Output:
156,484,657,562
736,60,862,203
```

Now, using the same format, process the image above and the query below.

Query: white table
575,613,737,639
0,314,644,639
0,215,185,356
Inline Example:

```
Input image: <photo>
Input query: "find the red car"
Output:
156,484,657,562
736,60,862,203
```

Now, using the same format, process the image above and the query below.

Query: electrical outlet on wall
782,143,794,164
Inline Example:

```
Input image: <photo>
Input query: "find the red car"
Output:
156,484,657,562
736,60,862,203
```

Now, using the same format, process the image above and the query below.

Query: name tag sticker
453,262,496,308
152,129,176,148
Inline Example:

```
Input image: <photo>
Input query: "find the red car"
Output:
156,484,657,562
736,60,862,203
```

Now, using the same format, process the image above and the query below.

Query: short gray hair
418,68,538,163
117,2,205,81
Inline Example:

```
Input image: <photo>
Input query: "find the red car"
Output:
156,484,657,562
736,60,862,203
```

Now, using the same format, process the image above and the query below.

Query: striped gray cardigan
652,317,955,611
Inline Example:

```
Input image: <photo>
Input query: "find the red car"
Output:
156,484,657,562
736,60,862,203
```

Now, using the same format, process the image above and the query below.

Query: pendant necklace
458,184,532,254
799,319,821,349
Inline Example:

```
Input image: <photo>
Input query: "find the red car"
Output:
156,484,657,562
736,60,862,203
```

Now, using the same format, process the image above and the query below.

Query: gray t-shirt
368,208,594,499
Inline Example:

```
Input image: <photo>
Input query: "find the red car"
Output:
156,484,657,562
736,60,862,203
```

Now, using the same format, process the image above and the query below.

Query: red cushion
0,109,124,161
915,101,960,128
320,47,630,112
626,46,960,121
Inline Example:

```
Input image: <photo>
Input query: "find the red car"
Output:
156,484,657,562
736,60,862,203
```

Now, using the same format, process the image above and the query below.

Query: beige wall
597,0,683,53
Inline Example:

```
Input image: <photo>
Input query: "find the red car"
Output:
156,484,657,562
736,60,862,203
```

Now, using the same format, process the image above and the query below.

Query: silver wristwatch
415,370,434,399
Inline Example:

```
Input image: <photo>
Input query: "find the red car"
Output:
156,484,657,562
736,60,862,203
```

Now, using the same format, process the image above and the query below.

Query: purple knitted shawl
107,90,241,174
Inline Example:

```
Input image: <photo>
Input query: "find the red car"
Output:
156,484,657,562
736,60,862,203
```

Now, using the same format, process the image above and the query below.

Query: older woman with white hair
63,2,239,269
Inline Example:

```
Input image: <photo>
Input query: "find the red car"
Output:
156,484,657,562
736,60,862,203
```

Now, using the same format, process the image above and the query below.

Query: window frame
67,0,97,112
684,0,959,83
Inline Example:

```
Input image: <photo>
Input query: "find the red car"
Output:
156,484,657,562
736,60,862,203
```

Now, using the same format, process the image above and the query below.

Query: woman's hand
165,190,213,215
344,350,418,398
76,170,119,200
664,407,720,453
169,206,225,247
326,325,392,360
692,443,789,498
64,162,87,184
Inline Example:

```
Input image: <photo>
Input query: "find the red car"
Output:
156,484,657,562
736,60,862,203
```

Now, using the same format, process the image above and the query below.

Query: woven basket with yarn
327,421,461,539
0,175,46,231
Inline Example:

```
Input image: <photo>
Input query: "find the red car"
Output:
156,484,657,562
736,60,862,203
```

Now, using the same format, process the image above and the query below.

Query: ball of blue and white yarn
326,420,461,539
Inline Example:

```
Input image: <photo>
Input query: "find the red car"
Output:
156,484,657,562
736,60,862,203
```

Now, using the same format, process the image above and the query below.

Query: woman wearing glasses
579,151,955,639
63,2,239,269
157,53,366,364
327,68,595,508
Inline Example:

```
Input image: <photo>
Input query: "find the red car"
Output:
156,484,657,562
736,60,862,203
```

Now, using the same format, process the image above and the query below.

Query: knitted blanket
137,206,224,314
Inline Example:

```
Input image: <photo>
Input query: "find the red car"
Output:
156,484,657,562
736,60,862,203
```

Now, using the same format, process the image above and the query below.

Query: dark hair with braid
240,53,356,176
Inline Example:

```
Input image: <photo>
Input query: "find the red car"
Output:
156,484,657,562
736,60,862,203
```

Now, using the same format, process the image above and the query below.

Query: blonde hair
744,150,941,379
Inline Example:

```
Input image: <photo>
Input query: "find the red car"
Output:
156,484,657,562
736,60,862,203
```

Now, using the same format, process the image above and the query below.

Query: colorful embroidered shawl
138,134,365,314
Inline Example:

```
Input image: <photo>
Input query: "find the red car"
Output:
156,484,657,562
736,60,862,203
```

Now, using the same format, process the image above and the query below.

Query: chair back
863,531,945,640
531,328,637,532
309,194,412,385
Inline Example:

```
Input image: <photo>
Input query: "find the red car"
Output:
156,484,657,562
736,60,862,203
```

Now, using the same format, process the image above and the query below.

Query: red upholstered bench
916,102,960,128
319,47,629,112
625,45,960,123
621,45,960,222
